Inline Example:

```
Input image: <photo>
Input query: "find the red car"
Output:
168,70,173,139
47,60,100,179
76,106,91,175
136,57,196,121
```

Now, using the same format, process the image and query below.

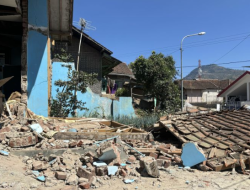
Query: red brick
21,126,29,132
119,169,127,177
9,135,37,148
79,182,90,189
69,141,77,148
158,156,171,161
174,156,182,163
127,155,136,163
0,127,11,133
164,160,171,168
77,167,94,179
55,172,67,180
149,152,158,159
77,140,83,147
157,147,169,153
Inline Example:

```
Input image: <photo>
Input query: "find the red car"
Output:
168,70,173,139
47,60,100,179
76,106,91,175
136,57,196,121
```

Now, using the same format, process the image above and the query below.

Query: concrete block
156,159,164,167
32,161,43,170
55,171,67,180
140,156,160,178
181,142,206,167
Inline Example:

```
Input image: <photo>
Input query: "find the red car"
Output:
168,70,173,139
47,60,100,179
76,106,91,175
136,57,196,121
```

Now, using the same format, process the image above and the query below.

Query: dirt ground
1,155,250,190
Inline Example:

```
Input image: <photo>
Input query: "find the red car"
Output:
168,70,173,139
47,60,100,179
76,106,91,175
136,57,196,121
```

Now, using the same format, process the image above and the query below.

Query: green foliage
131,51,181,112
115,88,129,97
50,49,98,117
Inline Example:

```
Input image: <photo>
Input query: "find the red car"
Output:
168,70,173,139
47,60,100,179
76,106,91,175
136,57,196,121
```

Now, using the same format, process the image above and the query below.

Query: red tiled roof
177,79,232,90
218,71,250,97
109,62,134,76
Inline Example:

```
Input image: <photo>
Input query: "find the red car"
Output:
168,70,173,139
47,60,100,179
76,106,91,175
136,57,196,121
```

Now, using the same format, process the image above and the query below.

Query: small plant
115,88,129,97
50,49,98,117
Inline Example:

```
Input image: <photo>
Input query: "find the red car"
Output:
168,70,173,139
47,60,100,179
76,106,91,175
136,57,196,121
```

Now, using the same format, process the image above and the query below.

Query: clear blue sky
73,0,250,78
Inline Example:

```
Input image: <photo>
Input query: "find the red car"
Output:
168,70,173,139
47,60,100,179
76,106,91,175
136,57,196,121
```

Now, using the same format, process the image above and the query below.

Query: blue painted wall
27,0,49,116
52,62,136,118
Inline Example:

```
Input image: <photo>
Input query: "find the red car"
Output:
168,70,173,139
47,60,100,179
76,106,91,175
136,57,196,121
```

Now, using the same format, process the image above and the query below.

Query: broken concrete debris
2,94,250,189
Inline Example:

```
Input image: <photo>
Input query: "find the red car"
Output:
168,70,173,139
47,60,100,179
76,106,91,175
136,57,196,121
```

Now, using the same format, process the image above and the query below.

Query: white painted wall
186,89,223,103
220,74,250,101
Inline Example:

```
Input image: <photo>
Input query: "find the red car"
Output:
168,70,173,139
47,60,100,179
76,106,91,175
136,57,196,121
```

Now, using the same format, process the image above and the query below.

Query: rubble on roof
159,108,250,172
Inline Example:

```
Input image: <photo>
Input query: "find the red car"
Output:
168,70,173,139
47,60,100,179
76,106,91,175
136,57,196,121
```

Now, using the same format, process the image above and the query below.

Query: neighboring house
107,62,134,89
178,79,232,104
52,26,121,94
218,71,250,109
0,0,73,117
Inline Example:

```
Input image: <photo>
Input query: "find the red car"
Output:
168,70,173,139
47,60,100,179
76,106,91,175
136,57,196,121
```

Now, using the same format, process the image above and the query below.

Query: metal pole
76,27,83,72
180,41,183,111
74,27,83,116
180,32,205,112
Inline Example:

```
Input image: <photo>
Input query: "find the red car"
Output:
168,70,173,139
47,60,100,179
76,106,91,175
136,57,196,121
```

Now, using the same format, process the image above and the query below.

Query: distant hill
184,64,246,80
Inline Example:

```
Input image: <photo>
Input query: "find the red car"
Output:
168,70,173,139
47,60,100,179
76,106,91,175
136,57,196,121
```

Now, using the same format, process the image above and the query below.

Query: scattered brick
21,126,29,132
149,152,158,159
0,127,11,133
69,141,77,148
164,160,171,168
79,182,90,189
77,167,94,179
127,155,136,163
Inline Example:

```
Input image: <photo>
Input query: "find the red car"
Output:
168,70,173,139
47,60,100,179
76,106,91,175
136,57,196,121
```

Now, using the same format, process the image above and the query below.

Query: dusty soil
1,155,250,190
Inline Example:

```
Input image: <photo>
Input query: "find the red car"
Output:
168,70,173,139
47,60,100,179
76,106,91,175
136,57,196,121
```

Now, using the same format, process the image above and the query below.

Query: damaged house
0,0,136,118
0,0,74,117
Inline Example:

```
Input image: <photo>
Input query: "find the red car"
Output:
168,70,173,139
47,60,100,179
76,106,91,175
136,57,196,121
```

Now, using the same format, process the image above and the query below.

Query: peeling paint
28,24,48,35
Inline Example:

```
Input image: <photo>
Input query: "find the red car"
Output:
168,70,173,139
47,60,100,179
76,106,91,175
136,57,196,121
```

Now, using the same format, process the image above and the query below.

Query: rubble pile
2,94,250,189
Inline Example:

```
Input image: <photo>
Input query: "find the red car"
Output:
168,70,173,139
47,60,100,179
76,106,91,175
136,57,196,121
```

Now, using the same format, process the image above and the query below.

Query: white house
218,71,250,108
180,79,231,104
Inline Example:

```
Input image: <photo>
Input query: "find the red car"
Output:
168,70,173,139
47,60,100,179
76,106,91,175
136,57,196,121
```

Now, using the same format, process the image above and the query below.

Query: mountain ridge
184,64,246,80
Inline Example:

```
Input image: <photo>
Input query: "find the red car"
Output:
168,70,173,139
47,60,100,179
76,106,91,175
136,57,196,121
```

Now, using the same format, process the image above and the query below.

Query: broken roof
109,62,134,77
176,79,232,90
159,108,250,171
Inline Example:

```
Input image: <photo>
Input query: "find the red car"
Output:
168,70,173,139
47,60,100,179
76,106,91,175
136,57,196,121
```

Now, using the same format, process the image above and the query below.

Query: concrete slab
181,142,206,167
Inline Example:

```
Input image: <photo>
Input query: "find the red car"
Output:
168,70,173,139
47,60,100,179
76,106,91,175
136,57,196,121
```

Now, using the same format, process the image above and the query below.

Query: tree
131,51,180,112
50,49,97,117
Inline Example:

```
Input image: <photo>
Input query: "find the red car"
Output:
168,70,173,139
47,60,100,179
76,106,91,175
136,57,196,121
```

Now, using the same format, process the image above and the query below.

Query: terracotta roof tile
178,79,232,90
109,63,134,76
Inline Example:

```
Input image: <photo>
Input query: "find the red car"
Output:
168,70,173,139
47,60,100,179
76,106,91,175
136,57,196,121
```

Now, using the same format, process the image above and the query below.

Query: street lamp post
180,32,206,111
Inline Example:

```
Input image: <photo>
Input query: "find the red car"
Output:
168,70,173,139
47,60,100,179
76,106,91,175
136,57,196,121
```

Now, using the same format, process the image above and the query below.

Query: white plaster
219,74,250,97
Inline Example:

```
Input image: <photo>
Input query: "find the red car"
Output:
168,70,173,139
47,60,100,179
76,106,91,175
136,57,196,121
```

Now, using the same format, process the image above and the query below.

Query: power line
212,34,250,63
115,32,250,57
176,60,250,68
